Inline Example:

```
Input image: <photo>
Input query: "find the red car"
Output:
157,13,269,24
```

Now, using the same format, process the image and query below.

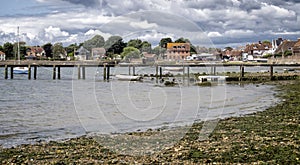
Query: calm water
0,66,280,148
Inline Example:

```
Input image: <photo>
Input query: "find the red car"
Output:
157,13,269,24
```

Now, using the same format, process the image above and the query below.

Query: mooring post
106,65,110,80
78,65,81,80
133,65,135,76
82,66,85,80
103,64,107,80
240,65,244,81
159,67,162,79
28,65,31,80
34,66,37,80
10,67,13,79
57,66,61,80
183,66,185,81
128,66,131,75
53,65,56,80
213,66,216,75
187,66,190,85
4,65,8,79
270,65,274,80
156,65,158,78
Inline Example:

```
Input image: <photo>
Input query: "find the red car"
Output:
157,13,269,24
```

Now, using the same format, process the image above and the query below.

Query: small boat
198,75,228,83
13,67,29,74
165,67,183,72
115,74,142,81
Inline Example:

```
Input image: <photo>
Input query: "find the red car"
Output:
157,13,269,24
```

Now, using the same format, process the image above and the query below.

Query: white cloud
208,32,222,37
129,20,158,29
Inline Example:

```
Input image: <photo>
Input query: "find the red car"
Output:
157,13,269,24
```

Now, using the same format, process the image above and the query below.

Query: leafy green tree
13,42,26,59
42,43,53,58
52,42,65,59
121,46,140,59
141,41,152,53
83,35,105,52
159,38,172,48
152,46,166,58
104,36,126,58
65,43,79,57
262,40,271,44
175,37,190,43
3,42,14,59
0,45,3,52
127,39,143,49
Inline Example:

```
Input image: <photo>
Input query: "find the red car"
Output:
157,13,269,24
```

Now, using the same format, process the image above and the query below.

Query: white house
75,46,90,61
0,51,6,61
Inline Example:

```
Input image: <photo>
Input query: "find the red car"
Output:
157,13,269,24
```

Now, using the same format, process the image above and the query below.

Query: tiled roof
275,40,297,54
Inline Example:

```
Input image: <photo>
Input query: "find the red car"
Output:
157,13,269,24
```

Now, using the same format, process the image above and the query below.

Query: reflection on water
0,67,279,148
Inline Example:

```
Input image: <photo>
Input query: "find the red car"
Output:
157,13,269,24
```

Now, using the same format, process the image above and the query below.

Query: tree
127,39,143,49
52,42,65,59
65,43,79,58
13,42,26,59
0,45,3,52
83,35,105,52
152,46,166,58
3,42,14,59
104,36,126,58
141,41,152,53
42,43,53,58
159,38,172,48
121,46,140,59
175,37,190,43
262,40,271,44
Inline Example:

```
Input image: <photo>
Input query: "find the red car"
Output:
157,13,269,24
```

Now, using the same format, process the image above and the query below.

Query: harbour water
0,66,280,148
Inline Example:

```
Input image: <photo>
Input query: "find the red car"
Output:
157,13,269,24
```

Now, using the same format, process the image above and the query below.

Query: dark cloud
61,0,102,7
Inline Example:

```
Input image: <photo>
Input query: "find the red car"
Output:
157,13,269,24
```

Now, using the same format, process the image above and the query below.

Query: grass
0,80,299,164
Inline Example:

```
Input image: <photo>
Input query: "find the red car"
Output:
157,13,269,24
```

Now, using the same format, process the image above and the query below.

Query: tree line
0,35,199,60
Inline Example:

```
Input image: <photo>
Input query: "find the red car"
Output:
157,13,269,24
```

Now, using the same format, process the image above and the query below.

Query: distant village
0,36,300,64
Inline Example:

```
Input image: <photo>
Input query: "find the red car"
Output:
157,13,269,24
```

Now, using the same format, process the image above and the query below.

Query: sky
0,0,300,48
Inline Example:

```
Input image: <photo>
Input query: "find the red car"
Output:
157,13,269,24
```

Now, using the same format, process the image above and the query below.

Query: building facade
166,43,190,60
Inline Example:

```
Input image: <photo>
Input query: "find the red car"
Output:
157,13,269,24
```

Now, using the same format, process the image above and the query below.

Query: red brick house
166,43,190,60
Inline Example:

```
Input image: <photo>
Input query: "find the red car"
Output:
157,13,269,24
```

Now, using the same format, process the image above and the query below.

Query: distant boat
13,67,29,74
165,67,184,72
115,74,142,81
198,75,228,83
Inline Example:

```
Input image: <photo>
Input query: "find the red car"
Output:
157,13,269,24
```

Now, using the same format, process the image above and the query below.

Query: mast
17,26,20,63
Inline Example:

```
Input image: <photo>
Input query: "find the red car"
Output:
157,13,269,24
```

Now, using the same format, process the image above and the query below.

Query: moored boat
115,74,142,81
198,75,228,83
165,67,184,72
13,67,29,74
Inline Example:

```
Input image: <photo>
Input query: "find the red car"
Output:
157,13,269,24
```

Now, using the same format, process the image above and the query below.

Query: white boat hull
13,67,29,74
115,75,142,81
198,75,228,82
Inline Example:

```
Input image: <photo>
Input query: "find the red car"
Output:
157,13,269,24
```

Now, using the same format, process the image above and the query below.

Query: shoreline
1,80,299,164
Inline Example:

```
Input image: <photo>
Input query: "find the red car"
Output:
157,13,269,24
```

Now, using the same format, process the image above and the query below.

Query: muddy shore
1,81,299,164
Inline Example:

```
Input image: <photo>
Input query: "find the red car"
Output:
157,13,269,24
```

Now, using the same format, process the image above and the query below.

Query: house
293,38,300,56
244,41,272,57
223,49,243,61
26,46,45,60
166,43,190,61
91,48,106,60
0,51,5,61
274,40,297,55
75,46,90,61
142,52,157,63
271,38,284,54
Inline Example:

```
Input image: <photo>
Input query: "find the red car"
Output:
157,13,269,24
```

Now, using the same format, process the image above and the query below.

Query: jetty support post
213,66,216,75
57,66,61,80
34,66,37,80
10,67,13,79
77,65,81,80
159,67,162,79
128,66,131,75
270,65,274,80
183,65,185,82
103,64,107,81
53,65,56,80
82,66,85,80
106,65,110,80
133,65,136,76
239,65,245,81
187,66,190,85
4,65,8,79
28,65,31,80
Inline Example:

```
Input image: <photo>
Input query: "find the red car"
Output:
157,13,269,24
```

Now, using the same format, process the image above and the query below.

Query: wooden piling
159,67,162,79
133,66,135,76
53,65,56,80
187,66,190,85
128,66,131,75
82,66,85,80
10,67,13,79
4,65,8,79
28,65,31,80
34,66,37,80
57,66,61,79
240,65,245,81
103,65,107,80
270,65,274,80
106,65,110,80
213,66,216,75
78,65,81,80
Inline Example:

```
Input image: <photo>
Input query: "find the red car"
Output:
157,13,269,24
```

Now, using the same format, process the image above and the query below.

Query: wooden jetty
1,60,300,81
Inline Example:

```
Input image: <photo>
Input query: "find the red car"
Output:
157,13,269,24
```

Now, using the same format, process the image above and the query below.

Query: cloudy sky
0,0,299,48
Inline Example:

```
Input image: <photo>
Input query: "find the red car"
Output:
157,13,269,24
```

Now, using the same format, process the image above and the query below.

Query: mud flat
1,81,299,164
